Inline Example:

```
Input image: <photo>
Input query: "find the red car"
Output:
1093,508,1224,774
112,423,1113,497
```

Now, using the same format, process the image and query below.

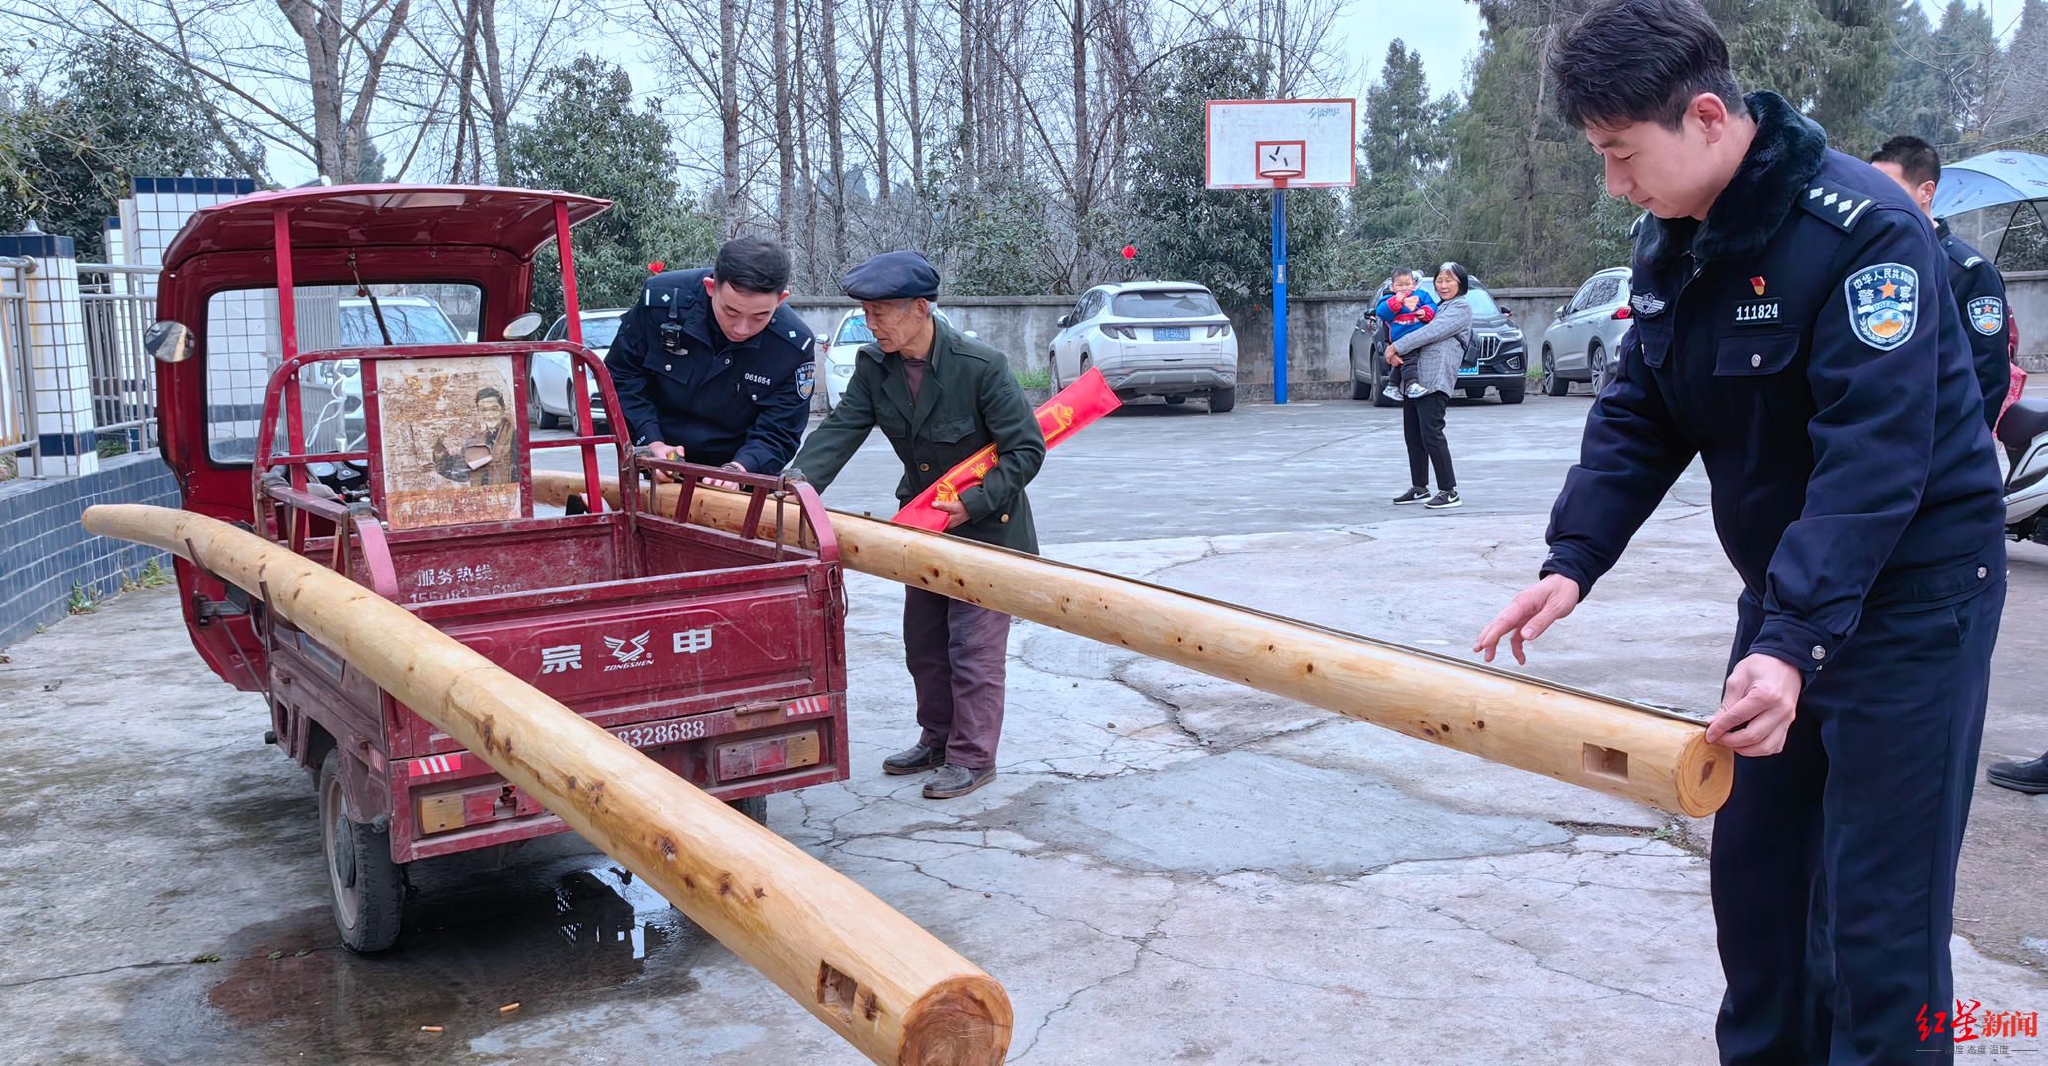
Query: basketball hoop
1255,141,1306,186
1201,99,1357,407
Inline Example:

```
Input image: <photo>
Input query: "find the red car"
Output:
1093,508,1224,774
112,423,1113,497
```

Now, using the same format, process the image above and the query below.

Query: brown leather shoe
922,764,995,799
882,743,945,776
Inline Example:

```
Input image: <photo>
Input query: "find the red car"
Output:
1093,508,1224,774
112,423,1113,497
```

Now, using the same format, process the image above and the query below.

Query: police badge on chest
1733,297,1782,326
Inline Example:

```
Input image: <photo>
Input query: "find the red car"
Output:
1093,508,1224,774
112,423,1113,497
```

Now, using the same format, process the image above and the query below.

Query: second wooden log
539,472,1730,818
82,503,1010,1066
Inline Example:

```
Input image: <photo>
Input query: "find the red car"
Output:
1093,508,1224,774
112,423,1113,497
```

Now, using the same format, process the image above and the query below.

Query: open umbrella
1933,150,2048,217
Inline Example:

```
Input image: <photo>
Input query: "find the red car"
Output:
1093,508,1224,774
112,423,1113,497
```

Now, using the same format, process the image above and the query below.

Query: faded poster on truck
375,355,523,529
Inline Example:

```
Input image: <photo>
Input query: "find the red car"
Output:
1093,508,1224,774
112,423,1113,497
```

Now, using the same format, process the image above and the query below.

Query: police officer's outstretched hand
1708,653,1802,757
1474,574,1581,666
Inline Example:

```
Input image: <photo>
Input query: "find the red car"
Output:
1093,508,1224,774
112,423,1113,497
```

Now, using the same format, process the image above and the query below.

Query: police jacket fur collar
1636,91,1828,268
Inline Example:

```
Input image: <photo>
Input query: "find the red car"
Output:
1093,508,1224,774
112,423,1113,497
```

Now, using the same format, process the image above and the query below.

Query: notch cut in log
82,503,1010,1066
535,472,1731,818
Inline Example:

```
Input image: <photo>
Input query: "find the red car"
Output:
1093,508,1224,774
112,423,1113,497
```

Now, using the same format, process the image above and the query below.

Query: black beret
841,250,940,301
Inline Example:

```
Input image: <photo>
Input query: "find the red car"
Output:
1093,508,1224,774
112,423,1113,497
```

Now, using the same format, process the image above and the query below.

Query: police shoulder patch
1969,295,2006,336
1800,182,1875,232
1843,262,1919,351
795,361,815,400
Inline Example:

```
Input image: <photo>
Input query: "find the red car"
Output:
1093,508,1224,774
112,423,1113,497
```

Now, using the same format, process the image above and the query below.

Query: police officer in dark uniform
1474,3,2007,1062
782,250,1046,800
1870,135,2015,431
606,235,816,476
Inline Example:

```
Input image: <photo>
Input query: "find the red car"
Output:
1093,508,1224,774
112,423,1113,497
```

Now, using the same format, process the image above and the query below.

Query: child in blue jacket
1376,267,1438,400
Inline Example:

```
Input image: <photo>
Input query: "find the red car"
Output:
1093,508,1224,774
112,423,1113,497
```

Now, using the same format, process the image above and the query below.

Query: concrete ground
4,390,2046,1064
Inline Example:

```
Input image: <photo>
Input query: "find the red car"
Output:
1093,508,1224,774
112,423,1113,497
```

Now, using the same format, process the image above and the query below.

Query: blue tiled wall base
1,452,182,649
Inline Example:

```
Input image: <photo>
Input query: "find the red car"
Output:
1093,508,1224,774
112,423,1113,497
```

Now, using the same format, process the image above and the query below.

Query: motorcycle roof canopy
160,184,613,273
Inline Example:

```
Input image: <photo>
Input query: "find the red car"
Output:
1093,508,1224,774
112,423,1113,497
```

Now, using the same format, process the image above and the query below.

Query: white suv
1048,282,1239,412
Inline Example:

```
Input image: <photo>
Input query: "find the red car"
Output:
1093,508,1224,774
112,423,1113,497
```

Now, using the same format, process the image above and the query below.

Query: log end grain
1675,733,1734,818
896,974,1013,1066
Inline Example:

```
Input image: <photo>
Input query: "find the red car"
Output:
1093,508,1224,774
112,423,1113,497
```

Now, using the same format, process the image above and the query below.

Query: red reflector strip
785,696,832,719
409,753,465,778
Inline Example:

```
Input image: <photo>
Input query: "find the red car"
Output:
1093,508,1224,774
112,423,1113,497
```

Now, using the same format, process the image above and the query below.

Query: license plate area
611,709,736,749
1152,326,1190,341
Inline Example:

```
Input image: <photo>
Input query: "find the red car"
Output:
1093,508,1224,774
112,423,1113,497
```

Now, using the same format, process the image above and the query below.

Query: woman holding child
1385,262,1475,510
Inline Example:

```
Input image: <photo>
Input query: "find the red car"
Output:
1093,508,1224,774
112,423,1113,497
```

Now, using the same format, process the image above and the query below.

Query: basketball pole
1271,177,1288,405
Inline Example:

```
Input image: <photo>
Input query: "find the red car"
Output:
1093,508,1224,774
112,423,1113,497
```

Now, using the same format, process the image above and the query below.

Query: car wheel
1499,378,1526,405
1352,375,1373,401
1048,351,1063,390
1542,347,1568,397
320,750,404,954
528,377,561,430
1590,342,1612,393
1208,386,1236,413
1372,359,1397,408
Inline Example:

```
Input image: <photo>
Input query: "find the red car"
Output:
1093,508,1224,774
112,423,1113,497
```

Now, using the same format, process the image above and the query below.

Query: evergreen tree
507,56,718,320
1348,41,1459,283
0,37,244,259
1931,0,1998,143
1873,0,1945,142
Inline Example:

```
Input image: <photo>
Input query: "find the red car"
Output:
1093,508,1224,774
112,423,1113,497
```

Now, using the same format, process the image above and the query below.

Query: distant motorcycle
2001,388,2048,544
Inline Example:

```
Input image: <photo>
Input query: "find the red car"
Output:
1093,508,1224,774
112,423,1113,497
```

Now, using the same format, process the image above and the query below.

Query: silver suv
1048,282,1239,412
1540,267,1634,395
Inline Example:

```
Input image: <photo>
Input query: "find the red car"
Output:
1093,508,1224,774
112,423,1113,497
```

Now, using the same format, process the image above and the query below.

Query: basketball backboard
1205,99,1356,189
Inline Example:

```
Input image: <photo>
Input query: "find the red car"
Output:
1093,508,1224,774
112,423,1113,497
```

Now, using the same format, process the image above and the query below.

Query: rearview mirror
503,312,545,340
1056,314,1072,328
144,321,194,364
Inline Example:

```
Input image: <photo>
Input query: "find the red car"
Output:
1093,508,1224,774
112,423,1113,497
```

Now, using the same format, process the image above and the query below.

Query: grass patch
96,438,130,459
120,557,173,592
1015,368,1051,390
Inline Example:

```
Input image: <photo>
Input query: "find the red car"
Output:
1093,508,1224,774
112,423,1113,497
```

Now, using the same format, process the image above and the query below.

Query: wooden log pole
541,473,1731,818
82,504,1011,1066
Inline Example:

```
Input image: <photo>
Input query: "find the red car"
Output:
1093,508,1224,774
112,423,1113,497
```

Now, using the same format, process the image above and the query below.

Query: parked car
1048,281,1238,412
1540,267,1634,396
298,295,467,459
530,308,626,428
817,307,969,409
1347,273,1527,406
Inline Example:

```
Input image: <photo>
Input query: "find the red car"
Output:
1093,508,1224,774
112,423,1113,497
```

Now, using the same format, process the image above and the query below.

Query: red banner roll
892,367,1121,531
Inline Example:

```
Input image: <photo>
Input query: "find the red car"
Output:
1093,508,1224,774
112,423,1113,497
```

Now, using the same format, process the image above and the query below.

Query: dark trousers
1402,390,1455,490
1712,575,2003,1065
903,587,1012,770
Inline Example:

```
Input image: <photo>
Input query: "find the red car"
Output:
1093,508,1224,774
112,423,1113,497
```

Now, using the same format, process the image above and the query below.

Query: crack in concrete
1010,901,1175,1062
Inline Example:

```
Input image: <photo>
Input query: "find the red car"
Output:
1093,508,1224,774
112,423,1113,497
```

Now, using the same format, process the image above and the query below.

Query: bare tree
823,0,848,268
904,0,924,196
277,0,413,178
18,0,416,180
774,0,794,242
864,0,894,203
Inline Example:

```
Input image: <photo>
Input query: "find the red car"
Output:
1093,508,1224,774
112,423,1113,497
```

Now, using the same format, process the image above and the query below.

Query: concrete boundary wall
794,274,2048,386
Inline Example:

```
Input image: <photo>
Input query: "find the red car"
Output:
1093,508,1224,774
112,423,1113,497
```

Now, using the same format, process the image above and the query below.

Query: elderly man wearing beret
783,250,1047,799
